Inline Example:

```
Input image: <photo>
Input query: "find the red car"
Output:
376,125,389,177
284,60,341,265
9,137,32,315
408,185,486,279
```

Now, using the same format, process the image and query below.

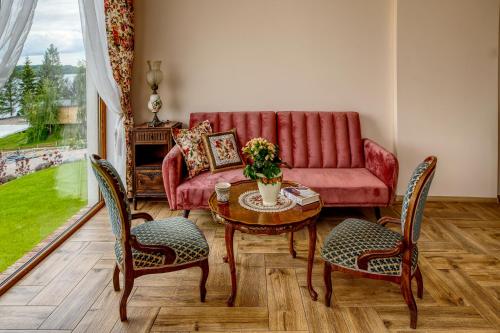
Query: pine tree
0,74,18,116
19,57,37,116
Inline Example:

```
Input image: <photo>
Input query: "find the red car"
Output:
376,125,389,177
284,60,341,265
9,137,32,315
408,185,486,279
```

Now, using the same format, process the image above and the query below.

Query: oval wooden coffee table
209,180,323,306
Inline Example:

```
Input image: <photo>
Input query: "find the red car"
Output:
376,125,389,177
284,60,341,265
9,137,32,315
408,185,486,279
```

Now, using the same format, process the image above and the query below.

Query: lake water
0,124,29,138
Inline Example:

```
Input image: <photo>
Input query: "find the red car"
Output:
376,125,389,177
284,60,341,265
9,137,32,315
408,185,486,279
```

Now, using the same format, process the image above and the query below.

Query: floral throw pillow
173,120,212,178
202,129,244,173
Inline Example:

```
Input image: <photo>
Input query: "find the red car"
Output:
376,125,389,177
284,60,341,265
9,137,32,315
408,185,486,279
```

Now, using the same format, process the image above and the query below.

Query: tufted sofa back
190,112,277,149
189,111,364,168
277,112,364,168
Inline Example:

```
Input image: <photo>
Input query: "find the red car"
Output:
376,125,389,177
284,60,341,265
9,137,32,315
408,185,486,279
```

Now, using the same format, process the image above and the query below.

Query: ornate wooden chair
90,154,210,321
321,156,437,329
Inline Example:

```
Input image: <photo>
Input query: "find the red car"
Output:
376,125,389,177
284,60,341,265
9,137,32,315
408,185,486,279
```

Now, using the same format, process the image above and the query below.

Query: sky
18,0,85,66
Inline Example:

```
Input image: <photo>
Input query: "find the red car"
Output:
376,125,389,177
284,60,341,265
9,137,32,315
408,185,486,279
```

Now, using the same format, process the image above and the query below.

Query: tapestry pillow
173,120,212,178
202,129,244,173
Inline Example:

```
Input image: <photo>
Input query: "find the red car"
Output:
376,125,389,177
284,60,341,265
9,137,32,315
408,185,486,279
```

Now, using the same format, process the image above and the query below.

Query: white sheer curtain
0,0,38,88
78,0,126,181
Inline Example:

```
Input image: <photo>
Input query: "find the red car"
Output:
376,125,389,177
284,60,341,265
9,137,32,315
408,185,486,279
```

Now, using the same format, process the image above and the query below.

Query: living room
0,0,498,332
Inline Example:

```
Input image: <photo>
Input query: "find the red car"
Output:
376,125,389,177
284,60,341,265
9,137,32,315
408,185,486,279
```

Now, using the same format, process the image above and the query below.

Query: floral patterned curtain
104,0,134,195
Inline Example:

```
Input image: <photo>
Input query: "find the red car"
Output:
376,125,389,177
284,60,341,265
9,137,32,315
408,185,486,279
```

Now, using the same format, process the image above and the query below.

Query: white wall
132,0,396,150
131,0,499,198
396,0,499,197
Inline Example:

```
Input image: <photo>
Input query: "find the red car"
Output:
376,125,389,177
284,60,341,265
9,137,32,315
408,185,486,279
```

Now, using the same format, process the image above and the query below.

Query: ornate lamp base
148,113,164,127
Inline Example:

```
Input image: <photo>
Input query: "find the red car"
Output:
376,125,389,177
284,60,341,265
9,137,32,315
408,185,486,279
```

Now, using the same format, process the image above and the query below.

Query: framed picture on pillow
202,129,244,173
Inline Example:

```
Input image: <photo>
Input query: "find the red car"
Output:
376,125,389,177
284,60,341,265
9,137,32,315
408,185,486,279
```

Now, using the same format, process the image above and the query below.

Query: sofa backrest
277,111,364,168
189,111,277,148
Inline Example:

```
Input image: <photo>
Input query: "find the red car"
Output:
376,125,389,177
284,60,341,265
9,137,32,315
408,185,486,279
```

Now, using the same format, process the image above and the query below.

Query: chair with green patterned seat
90,154,209,321
321,156,437,329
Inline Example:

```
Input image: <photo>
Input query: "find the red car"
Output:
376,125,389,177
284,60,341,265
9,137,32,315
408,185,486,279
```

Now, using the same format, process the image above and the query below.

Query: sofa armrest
363,138,399,205
162,145,185,210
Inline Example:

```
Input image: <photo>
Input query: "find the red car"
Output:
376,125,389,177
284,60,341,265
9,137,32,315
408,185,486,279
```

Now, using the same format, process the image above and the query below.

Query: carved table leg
307,222,318,301
289,232,297,258
225,223,237,306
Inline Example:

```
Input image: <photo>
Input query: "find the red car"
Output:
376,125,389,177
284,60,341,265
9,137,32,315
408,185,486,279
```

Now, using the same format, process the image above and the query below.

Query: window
0,0,102,278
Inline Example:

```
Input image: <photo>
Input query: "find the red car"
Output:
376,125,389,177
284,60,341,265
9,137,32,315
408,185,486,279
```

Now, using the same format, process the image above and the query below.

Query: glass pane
0,0,98,274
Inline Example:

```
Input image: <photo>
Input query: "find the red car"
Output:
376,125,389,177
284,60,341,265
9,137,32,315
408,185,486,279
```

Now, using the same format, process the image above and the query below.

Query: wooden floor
0,201,499,332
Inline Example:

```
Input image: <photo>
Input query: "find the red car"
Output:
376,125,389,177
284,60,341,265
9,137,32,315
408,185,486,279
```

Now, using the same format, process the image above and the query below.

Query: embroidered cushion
114,217,209,268
321,218,418,276
173,120,212,178
202,129,244,173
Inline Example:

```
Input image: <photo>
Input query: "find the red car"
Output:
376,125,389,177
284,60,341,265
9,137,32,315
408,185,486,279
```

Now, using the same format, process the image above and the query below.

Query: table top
134,121,181,130
208,180,322,227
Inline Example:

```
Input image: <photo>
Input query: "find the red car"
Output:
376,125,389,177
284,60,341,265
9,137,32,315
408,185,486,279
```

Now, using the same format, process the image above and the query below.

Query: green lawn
0,160,88,272
0,130,60,150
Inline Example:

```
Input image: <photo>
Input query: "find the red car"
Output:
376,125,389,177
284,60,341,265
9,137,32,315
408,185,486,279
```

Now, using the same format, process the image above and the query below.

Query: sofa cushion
190,111,277,148
176,168,247,209
277,112,364,168
176,167,388,209
173,120,212,178
282,168,389,206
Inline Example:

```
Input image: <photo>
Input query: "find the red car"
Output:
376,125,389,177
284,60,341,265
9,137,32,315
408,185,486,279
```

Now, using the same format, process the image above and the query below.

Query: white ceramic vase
148,94,162,113
257,171,282,206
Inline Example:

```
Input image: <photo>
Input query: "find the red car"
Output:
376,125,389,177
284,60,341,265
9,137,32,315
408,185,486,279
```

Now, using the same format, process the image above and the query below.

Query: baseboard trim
395,195,498,203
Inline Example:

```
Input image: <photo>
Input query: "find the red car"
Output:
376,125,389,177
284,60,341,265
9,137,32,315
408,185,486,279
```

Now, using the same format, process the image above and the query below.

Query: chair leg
119,276,134,321
400,277,418,329
374,207,381,220
414,266,423,299
183,210,190,218
199,259,209,302
324,262,333,307
113,264,120,291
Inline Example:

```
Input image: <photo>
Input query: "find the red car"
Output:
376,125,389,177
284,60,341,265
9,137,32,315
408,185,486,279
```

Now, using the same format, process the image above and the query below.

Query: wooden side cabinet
132,121,182,209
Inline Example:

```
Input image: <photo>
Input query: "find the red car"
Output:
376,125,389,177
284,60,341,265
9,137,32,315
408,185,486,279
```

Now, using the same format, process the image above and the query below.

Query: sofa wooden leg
374,207,381,220
183,210,190,218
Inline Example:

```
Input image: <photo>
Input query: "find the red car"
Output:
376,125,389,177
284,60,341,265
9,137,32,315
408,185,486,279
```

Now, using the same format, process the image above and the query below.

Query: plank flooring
0,201,499,332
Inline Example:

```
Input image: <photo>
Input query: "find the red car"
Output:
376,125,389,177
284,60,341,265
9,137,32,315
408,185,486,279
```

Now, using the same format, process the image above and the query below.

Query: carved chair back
400,156,437,247
90,154,132,267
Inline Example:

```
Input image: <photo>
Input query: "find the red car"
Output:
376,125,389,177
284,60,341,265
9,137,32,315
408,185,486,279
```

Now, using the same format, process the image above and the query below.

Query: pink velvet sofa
162,111,398,217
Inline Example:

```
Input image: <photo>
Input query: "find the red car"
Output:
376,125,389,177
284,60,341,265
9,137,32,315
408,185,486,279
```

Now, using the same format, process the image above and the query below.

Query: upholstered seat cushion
282,168,389,206
176,168,246,210
114,217,209,268
321,218,418,276
175,168,388,210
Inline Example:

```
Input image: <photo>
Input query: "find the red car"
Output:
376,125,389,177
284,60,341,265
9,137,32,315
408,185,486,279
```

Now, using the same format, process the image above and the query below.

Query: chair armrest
357,240,404,270
363,138,399,205
129,235,176,265
377,216,401,226
162,145,184,210
131,212,154,222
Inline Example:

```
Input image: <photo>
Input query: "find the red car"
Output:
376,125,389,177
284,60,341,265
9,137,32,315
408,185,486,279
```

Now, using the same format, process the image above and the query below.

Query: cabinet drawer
134,130,170,144
135,169,164,194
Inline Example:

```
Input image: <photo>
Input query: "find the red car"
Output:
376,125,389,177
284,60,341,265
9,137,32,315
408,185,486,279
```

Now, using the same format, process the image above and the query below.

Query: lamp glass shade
146,60,163,87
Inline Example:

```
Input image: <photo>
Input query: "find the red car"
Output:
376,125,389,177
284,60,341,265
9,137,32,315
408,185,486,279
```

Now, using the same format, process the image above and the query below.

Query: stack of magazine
280,186,320,206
